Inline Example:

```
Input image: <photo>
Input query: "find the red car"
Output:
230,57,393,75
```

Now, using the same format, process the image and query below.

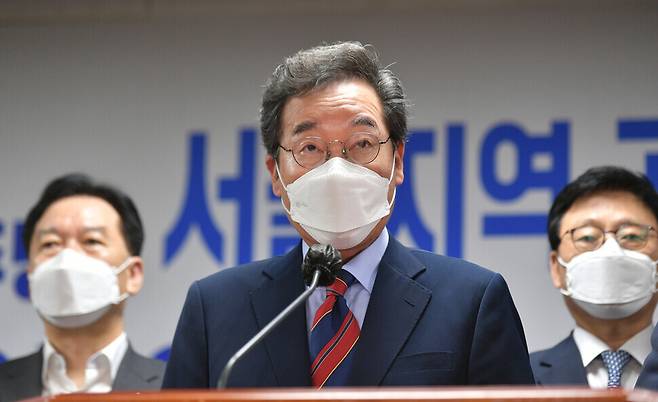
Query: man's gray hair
260,41,408,156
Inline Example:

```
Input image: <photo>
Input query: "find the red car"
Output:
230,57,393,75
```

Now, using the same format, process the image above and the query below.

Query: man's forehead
563,190,654,226
286,79,380,107
282,81,384,131
36,195,121,230
290,115,379,137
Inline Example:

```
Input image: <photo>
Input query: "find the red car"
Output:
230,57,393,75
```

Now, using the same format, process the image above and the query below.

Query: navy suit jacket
162,237,534,388
637,326,658,389
0,346,165,402
530,334,588,385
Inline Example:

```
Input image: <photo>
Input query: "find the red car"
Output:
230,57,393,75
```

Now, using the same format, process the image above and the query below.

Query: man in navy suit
530,167,658,388
163,41,534,388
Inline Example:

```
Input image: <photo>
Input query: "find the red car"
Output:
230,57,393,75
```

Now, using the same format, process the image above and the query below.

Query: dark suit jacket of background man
530,334,588,385
637,327,658,389
0,346,165,402
163,237,535,387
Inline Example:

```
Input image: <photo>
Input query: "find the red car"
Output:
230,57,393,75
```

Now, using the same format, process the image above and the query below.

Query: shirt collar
41,331,129,388
573,325,653,366
621,324,653,364
302,227,389,293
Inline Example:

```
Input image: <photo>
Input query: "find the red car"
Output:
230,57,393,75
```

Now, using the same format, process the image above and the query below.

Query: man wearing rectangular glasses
531,166,658,389
163,41,534,388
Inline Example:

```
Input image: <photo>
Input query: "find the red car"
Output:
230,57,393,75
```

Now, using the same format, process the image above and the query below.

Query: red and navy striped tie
309,270,360,387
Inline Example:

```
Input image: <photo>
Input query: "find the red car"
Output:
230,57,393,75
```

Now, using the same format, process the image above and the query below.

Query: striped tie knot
311,270,357,332
310,269,360,387
326,270,356,297
601,349,631,388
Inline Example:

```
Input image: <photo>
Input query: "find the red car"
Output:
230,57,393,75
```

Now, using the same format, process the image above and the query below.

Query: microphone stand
216,269,322,388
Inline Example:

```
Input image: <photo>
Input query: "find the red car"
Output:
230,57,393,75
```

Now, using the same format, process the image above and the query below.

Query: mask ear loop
386,153,397,209
556,256,573,297
274,161,290,192
275,161,293,216
112,257,135,303
651,260,658,293
113,257,134,275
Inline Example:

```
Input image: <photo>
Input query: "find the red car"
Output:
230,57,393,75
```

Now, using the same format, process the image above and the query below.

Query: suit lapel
347,238,431,385
113,346,163,390
537,334,588,385
250,243,312,386
3,350,43,400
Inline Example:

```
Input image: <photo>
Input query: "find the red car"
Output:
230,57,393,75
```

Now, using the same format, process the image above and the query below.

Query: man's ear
549,250,566,290
393,141,405,186
265,154,283,197
124,257,144,295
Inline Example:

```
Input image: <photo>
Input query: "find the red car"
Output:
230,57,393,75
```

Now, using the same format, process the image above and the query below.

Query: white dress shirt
573,325,652,389
41,332,129,396
305,228,388,335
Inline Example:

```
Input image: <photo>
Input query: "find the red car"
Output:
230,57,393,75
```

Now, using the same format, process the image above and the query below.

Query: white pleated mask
29,249,133,328
277,156,396,250
558,238,657,319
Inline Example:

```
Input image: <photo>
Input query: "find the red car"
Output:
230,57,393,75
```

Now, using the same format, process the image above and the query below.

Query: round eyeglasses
562,223,657,253
277,133,392,169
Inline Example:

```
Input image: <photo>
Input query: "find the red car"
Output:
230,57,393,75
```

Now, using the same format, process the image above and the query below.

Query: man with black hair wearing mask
163,41,534,388
0,174,164,402
530,166,658,389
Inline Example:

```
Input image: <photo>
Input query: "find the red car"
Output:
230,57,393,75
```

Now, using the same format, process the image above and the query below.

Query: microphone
216,243,343,388
302,243,343,286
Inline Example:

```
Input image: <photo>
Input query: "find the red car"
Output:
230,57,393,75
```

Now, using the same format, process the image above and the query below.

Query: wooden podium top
20,386,658,402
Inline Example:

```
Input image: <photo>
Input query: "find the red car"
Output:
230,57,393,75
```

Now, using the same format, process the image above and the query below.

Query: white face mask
276,156,396,250
28,249,133,329
558,238,658,319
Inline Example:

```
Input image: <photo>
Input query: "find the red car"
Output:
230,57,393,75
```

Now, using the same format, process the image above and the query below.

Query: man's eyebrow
292,121,316,136
36,228,59,238
566,219,597,230
82,226,107,234
352,116,377,128
566,219,645,232
36,226,108,238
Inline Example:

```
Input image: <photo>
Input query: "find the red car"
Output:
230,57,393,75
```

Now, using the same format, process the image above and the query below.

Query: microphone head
302,244,343,286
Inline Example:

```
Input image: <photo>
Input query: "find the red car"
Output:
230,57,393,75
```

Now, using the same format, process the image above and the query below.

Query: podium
19,387,658,402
